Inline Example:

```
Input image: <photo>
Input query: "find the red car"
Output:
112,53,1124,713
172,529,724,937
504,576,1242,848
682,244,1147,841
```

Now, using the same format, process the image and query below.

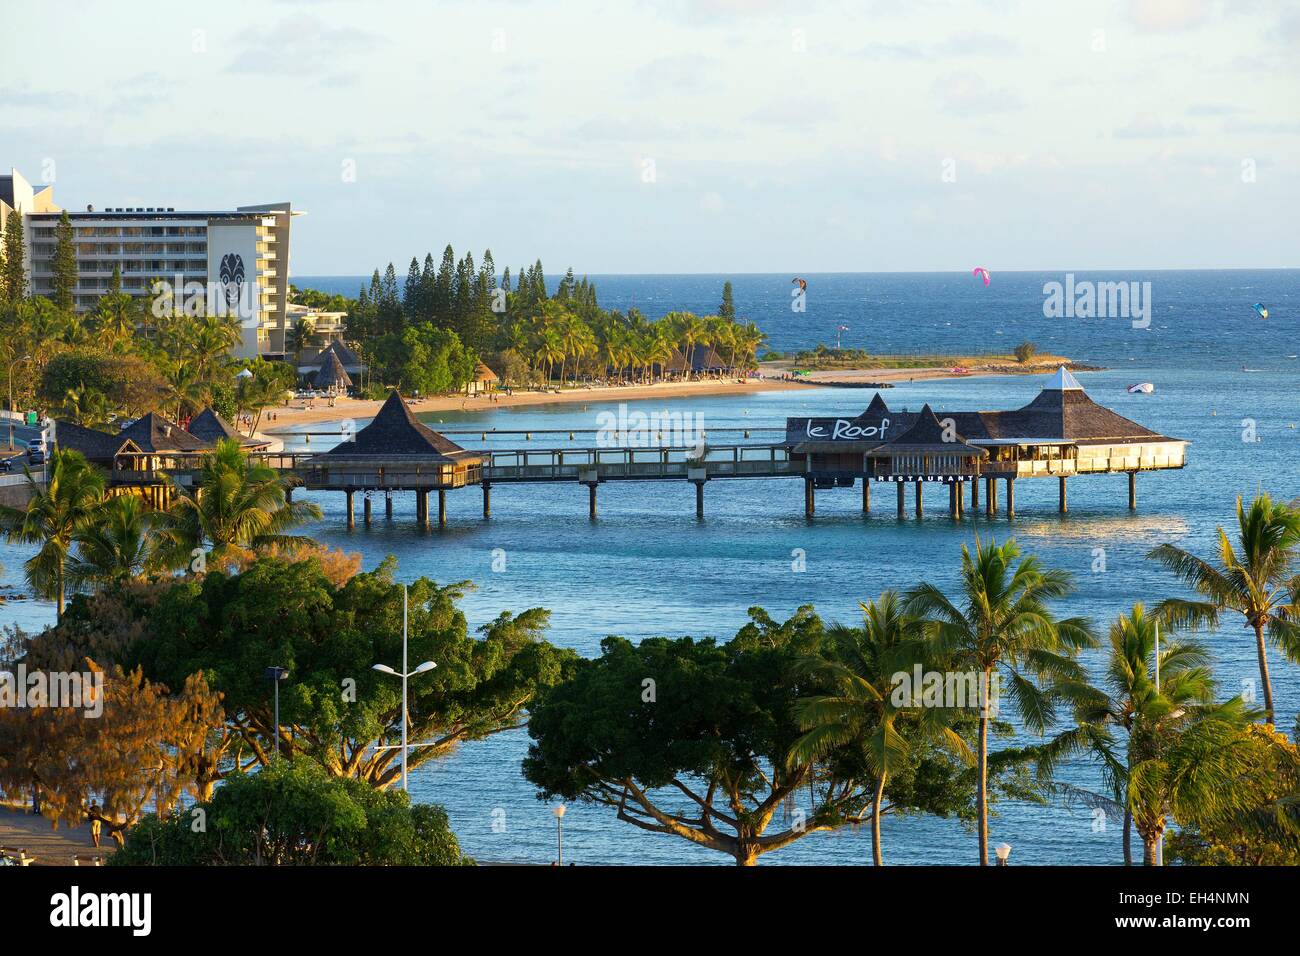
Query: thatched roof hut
314,350,354,392
304,391,483,491
118,413,208,453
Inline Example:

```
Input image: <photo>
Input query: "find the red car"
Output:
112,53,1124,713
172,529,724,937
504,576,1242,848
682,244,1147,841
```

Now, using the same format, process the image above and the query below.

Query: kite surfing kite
1253,302,1269,320
972,267,990,287
791,277,807,291
1127,383,1154,394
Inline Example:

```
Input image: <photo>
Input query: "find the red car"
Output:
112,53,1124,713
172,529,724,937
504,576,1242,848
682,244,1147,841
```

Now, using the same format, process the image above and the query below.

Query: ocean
5,270,1299,865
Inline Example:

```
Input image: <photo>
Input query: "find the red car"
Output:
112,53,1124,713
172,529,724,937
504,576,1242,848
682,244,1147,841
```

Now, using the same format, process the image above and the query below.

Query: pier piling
586,482,598,520
386,493,393,520
693,480,705,519
971,476,979,511
1059,476,1068,514
438,489,447,527
346,490,355,529
896,481,905,519
363,495,372,525
804,478,815,518
914,480,923,519
986,477,996,516
862,479,870,514
482,483,491,518
955,480,964,519
1128,471,1137,511
1006,478,1016,519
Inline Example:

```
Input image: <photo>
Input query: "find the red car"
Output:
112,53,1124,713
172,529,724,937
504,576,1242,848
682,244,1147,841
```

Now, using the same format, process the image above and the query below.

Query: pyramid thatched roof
118,413,208,453
865,404,986,458
186,407,240,443
323,391,478,461
315,351,353,390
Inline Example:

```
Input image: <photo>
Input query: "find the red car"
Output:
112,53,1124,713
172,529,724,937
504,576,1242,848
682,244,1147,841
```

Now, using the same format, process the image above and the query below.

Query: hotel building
1,166,298,359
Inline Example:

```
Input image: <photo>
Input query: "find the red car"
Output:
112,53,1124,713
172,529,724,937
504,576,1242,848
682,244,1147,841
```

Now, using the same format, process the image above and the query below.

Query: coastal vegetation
344,248,767,392
110,759,471,866
0,211,766,429
758,343,1064,372
2,422,1299,865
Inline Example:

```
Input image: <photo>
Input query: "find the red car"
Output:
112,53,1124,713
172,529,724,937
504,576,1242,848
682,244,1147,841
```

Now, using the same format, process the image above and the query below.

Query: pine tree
719,281,736,321
109,264,123,295
403,257,422,317
434,245,455,323
51,210,78,312
2,209,28,304
501,267,512,293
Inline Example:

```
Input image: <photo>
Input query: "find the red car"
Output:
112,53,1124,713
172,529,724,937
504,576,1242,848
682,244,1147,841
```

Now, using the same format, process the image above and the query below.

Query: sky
2,0,1298,275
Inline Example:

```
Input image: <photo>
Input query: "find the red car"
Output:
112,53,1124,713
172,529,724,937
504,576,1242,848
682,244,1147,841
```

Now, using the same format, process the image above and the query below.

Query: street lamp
8,354,31,451
372,585,436,792
553,804,567,865
264,666,289,760
995,843,1012,866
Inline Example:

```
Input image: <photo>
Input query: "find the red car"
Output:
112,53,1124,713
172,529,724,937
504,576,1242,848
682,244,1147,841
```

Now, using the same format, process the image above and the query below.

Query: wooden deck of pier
101,371,1186,528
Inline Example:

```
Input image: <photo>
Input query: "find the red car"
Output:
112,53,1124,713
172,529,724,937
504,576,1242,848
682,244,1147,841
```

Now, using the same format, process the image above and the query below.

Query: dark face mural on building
219,253,245,309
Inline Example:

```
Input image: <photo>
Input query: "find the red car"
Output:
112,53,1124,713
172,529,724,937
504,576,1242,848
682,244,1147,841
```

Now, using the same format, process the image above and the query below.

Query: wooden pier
90,370,1188,529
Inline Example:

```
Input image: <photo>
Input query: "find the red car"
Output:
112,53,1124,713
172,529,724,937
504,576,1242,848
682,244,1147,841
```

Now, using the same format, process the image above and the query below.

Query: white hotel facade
0,167,298,360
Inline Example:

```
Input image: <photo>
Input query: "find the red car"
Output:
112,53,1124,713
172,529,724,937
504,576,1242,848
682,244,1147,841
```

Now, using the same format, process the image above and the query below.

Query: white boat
1127,383,1154,394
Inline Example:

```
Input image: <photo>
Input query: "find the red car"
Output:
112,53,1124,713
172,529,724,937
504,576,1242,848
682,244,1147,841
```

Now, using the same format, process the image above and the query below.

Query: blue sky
2,0,1297,274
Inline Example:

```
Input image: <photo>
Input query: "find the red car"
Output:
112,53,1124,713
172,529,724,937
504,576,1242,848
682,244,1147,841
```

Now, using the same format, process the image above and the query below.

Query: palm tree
163,362,207,423
1054,604,1213,864
1149,493,1300,723
788,592,969,865
289,317,316,366
93,290,140,344
0,449,106,616
536,330,564,385
153,438,322,571
1127,696,1257,864
60,384,115,428
68,495,157,591
905,536,1096,864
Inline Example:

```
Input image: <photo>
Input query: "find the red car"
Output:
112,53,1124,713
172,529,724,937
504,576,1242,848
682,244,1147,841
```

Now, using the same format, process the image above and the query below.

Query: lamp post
995,843,1012,866
264,666,289,761
1154,621,1163,867
8,354,31,451
553,804,566,865
372,585,437,792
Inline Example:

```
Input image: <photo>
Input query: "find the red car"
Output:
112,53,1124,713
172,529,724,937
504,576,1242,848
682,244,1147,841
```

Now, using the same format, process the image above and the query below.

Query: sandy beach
261,357,1079,434
1,803,112,866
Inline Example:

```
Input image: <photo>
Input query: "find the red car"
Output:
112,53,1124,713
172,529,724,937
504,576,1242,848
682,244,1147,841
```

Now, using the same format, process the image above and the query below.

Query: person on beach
89,802,102,848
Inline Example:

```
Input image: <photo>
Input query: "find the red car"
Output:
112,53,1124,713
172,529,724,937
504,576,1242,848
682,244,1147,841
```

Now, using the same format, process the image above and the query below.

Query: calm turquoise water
5,270,1299,865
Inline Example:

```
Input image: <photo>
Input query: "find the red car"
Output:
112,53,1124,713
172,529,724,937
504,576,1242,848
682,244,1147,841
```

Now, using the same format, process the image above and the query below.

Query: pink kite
972,267,990,287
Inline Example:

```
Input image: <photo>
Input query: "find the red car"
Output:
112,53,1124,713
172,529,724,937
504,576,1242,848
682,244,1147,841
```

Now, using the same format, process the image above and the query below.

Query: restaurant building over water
784,368,1187,517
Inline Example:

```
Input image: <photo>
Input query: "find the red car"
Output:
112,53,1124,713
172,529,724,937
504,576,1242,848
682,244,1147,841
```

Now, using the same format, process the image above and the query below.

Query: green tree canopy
111,758,472,866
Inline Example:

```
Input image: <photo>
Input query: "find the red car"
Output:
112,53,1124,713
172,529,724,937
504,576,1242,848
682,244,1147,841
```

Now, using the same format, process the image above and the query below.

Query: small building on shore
313,350,353,395
467,362,499,396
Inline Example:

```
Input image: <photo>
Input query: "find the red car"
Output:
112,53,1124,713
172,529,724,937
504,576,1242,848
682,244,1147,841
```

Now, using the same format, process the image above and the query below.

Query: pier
83,370,1188,528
